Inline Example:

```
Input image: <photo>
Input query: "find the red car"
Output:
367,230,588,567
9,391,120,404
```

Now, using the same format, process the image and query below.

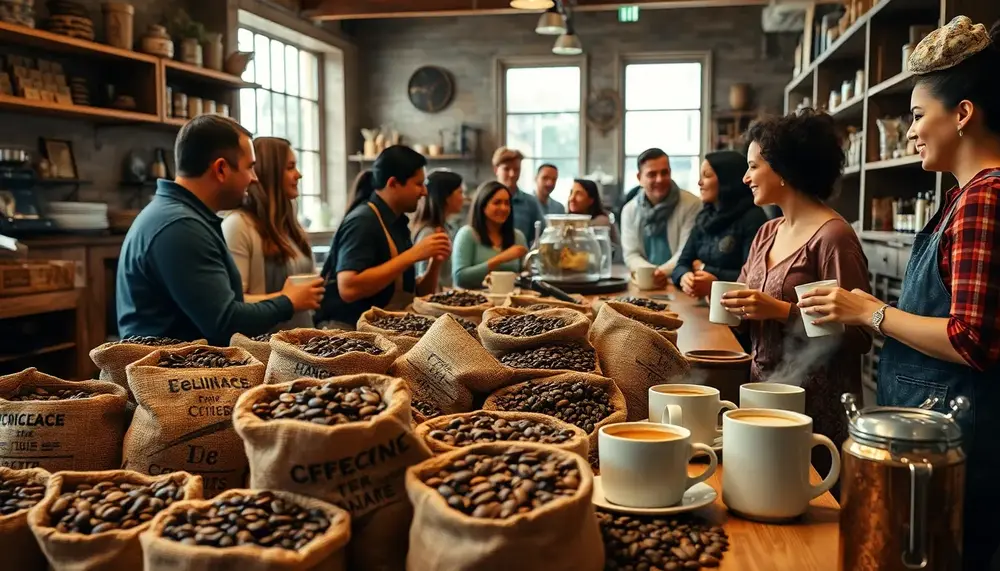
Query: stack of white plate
47,201,109,231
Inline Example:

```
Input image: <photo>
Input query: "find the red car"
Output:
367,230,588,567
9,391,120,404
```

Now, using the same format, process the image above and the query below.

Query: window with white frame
237,27,324,226
501,63,583,206
621,59,707,195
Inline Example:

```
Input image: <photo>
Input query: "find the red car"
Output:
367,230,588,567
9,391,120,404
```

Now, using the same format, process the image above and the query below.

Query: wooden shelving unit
0,288,87,379
710,110,759,151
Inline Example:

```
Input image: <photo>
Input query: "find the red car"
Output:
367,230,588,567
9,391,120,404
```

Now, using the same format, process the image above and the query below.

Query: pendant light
510,0,554,10
535,5,566,35
552,13,582,55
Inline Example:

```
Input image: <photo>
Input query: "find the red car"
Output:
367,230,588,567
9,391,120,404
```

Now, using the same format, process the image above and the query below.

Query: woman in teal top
452,181,528,289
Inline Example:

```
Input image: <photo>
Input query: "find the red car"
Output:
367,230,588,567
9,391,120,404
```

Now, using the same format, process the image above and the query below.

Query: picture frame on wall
40,137,77,179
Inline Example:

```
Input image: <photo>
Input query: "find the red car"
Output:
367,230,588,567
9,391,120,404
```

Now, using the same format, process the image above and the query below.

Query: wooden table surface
590,284,841,571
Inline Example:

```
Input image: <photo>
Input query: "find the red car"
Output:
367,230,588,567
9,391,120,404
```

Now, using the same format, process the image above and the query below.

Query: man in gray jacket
620,148,702,288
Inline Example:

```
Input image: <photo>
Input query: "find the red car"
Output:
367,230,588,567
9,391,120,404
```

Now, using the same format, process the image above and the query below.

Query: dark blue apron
878,170,1000,570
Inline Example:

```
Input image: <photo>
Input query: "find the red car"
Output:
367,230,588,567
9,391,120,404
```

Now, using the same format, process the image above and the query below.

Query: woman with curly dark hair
797,17,1000,567
718,109,873,494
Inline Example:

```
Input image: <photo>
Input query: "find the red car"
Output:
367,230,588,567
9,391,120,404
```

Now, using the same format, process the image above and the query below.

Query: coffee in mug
598,422,717,509
648,384,736,447
739,382,806,414
722,409,840,522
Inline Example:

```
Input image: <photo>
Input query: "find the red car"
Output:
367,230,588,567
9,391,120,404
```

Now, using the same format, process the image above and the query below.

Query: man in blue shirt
492,147,546,246
535,163,565,215
116,115,324,346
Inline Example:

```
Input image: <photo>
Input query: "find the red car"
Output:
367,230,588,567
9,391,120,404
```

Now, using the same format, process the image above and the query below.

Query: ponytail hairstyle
346,170,376,214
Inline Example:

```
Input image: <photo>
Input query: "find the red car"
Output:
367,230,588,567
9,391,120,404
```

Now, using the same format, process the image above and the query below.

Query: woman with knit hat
798,16,1000,568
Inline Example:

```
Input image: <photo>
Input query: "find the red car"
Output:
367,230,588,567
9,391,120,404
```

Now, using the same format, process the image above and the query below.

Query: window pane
272,94,287,138
300,51,318,100
254,34,270,89
242,58,255,83
256,90,273,136
238,28,254,52
623,110,701,156
270,39,286,93
302,101,319,151
515,158,580,206
624,63,702,110
239,89,256,134
506,113,579,160
300,151,320,197
505,67,580,113
286,97,301,149
299,195,321,229
623,155,701,196
285,45,299,97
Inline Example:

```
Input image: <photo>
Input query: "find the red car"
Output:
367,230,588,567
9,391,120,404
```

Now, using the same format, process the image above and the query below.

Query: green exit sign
618,5,639,23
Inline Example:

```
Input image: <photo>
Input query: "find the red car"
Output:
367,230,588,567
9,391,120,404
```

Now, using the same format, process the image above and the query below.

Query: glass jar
590,226,613,279
525,214,602,283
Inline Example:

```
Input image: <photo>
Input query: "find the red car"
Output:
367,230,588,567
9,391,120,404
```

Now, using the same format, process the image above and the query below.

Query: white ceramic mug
709,281,745,326
599,422,718,508
739,382,806,414
288,273,321,285
648,384,737,447
631,266,657,290
485,271,517,294
794,279,846,337
722,408,840,522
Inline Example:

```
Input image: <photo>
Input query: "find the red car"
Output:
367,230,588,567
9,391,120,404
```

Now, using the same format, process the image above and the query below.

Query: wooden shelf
0,21,157,65
843,165,861,176
0,341,76,365
830,94,864,121
0,289,81,319
865,155,922,171
868,71,915,97
812,14,869,68
0,94,161,124
163,117,189,128
349,154,476,162
785,67,814,95
163,59,257,88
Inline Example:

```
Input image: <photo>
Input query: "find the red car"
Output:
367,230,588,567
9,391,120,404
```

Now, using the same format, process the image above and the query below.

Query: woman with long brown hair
222,136,317,330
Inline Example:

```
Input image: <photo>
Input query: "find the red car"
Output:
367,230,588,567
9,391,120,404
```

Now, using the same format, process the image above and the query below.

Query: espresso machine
0,148,55,235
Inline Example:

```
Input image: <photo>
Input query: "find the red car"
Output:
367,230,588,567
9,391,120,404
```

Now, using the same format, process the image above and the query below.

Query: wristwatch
871,304,890,335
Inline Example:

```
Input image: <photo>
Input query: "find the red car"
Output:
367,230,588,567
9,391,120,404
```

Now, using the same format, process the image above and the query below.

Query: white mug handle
661,404,683,426
714,400,737,441
686,443,718,488
809,433,841,499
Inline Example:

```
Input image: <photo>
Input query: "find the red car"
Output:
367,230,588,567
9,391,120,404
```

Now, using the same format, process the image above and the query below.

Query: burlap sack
27,470,202,571
600,300,683,346
479,307,593,356
592,296,676,318
412,290,493,323
590,302,691,422
357,308,429,353
505,295,594,318
482,372,627,458
405,442,604,571
496,339,603,382
0,368,128,472
414,410,589,458
233,374,432,571
389,316,512,415
0,466,49,571
140,488,351,571
230,333,273,368
123,346,265,497
90,338,206,402
264,329,400,384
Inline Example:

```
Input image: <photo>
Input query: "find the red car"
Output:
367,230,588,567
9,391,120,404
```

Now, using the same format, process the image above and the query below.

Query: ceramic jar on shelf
140,24,173,58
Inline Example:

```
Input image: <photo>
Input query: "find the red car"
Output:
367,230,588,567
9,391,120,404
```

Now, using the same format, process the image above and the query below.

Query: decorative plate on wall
586,89,622,134
408,66,455,113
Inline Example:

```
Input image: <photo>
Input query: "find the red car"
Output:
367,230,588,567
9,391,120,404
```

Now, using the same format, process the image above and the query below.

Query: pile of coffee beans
250,333,273,342
487,314,567,337
5,386,93,401
369,313,437,336
0,478,46,516
449,315,479,335
427,290,488,307
252,383,387,425
618,296,668,312
422,447,581,519
158,348,251,369
524,303,557,311
428,413,578,447
159,491,331,550
412,398,443,420
116,335,186,346
499,344,597,373
494,380,611,433
299,335,384,358
598,512,728,570
47,478,186,534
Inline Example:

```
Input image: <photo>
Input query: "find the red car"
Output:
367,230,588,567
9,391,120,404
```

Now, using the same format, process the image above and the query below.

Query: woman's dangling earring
780,180,786,187
958,126,964,137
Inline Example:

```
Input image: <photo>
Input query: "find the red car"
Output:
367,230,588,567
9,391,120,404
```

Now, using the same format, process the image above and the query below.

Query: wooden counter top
19,233,125,248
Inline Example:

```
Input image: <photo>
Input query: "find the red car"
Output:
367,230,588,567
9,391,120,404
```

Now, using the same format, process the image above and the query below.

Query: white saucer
592,477,718,515
637,420,723,453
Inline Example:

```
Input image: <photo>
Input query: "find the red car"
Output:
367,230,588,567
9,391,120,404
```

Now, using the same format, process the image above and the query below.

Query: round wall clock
408,66,455,113
587,89,623,134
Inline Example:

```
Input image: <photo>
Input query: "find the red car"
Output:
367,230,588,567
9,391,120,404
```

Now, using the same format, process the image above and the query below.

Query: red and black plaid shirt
935,167,1000,371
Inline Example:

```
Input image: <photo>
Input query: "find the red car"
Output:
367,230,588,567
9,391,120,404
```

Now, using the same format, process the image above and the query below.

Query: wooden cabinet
0,289,87,379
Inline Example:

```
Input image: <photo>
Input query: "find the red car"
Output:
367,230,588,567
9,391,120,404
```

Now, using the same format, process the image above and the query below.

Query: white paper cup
288,273,320,285
710,281,745,326
486,271,517,294
794,279,845,337
739,382,806,414
631,266,656,290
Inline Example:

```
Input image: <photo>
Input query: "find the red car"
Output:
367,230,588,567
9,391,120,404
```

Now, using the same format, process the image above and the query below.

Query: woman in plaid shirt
798,17,1000,569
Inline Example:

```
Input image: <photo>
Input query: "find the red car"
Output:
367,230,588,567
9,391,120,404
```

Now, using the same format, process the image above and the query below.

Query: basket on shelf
0,259,76,297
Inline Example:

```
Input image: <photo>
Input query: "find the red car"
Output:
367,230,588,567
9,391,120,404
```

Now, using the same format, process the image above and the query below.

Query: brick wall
347,6,797,190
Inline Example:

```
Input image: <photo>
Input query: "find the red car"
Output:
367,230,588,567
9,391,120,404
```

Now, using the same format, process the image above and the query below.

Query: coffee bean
499,344,597,373
597,512,729,570
158,348,250,369
487,314,567,337
428,413,579,447
493,380,611,433
617,296,668,312
412,398,443,420
5,386,93,401
422,447,581,519
446,315,479,335
252,382,387,425
627,315,676,332
369,313,437,336
47,478,185,535
0,477,46,516
524,303,557,311
427,291,488,307
160,491,331,551
298,335,384,358
250,333,273,342
116,335,186,346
